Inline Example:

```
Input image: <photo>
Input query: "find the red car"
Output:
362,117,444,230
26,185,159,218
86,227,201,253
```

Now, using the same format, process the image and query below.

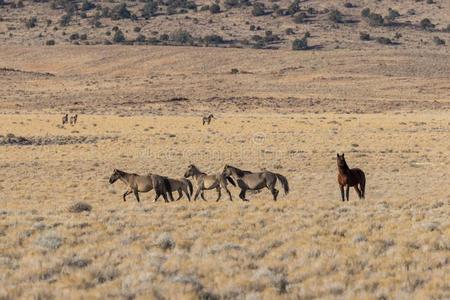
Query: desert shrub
80,11,87,18
36,232,62,249
25,16,37,28
101,6,110,17
224,0,239,9
69,201,92,212
252,2,265,16
167,6,177,15
204,34,224,44
287,0,300,15
160,33,169,41
386,8,400,21
328,9,343,23
135,34,146,42
81,0,94,11
231,68,239,74
264,31,280,43
376,36,392,45
361,7,370,17
285,28,294,35
134,26,141,32
69,32,80,40
271,3,279,12
64,256,91,268
59,14,71,26
209,3,220,14
113,29,126,43
16,0,24,7
343,2,354,8
64,2,77,15
46,39,55,45
433,36,445,45
111,3,131,20
80,33,87,40
359,32,370,41
157,233,175,250
142,1,158,18
293,12,307,24
253,39,265,49
420,18,434,30
367,12,384,26
292,37,307,50
200,4,209,11
170,30,193,44
249,24,256,31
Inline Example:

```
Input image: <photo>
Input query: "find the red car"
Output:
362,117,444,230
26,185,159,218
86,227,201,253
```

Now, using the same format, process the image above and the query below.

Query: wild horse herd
109,154,366,203
98,113,366,203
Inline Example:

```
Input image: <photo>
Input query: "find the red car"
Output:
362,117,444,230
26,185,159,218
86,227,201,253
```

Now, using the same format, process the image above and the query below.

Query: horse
109,169,174,203
70,114,78,125
336,153,366,201
62,114,68,125
222,165,289,201
158,177,193,202
202,114,214,125
184,164,236,201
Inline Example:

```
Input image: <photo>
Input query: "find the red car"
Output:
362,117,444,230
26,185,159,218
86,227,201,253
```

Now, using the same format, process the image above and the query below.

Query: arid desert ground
0,44,449,299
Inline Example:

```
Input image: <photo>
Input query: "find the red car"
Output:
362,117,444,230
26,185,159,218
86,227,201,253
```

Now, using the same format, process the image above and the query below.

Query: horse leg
346,186,350,201
176,188,183,201
193,188,201,201
133,190,140,203
123,189,132,202
216,187,222,202
201,191,207,201
224,187,233,201
271,188,279,201
340,185,345,202
182,186,191,202
154,193,160,202
239,189,249,202
354,186,362,199
160,191,170,203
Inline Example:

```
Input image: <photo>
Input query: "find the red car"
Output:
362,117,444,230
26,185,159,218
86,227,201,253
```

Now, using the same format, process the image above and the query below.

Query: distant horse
202,114,214,125
62,114,68,125
109,169,174,203
222,165,289,201
336,153,366,201
184,164,235,201
160,177,193,202
70,114,78,125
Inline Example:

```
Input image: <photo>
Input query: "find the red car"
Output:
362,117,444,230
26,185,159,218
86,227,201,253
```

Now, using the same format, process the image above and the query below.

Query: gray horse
158,177,193,202
202,114,214,125
184,164,235,201
222,165,289,201
109,169,174,203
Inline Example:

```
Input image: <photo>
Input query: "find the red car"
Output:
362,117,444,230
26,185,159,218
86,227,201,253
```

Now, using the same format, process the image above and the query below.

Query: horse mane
228,165,247,177
190,164,206,175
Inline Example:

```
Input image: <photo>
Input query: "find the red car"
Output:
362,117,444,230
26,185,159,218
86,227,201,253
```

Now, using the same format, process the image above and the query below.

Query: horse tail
360,171,366,198
185,179,193,196
275,173,289,195
226,176,236,187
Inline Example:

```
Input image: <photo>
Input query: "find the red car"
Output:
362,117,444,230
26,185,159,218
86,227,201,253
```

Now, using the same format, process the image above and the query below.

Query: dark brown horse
337,153,366,201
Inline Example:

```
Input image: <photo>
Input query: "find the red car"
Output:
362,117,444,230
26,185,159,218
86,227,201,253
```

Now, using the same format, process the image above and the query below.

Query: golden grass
1,112,449,299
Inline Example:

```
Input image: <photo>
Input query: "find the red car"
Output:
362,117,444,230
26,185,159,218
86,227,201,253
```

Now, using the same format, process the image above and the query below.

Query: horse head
109,169,121,184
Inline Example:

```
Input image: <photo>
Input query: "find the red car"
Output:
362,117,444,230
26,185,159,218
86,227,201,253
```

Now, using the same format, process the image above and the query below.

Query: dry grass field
0,43,450,299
